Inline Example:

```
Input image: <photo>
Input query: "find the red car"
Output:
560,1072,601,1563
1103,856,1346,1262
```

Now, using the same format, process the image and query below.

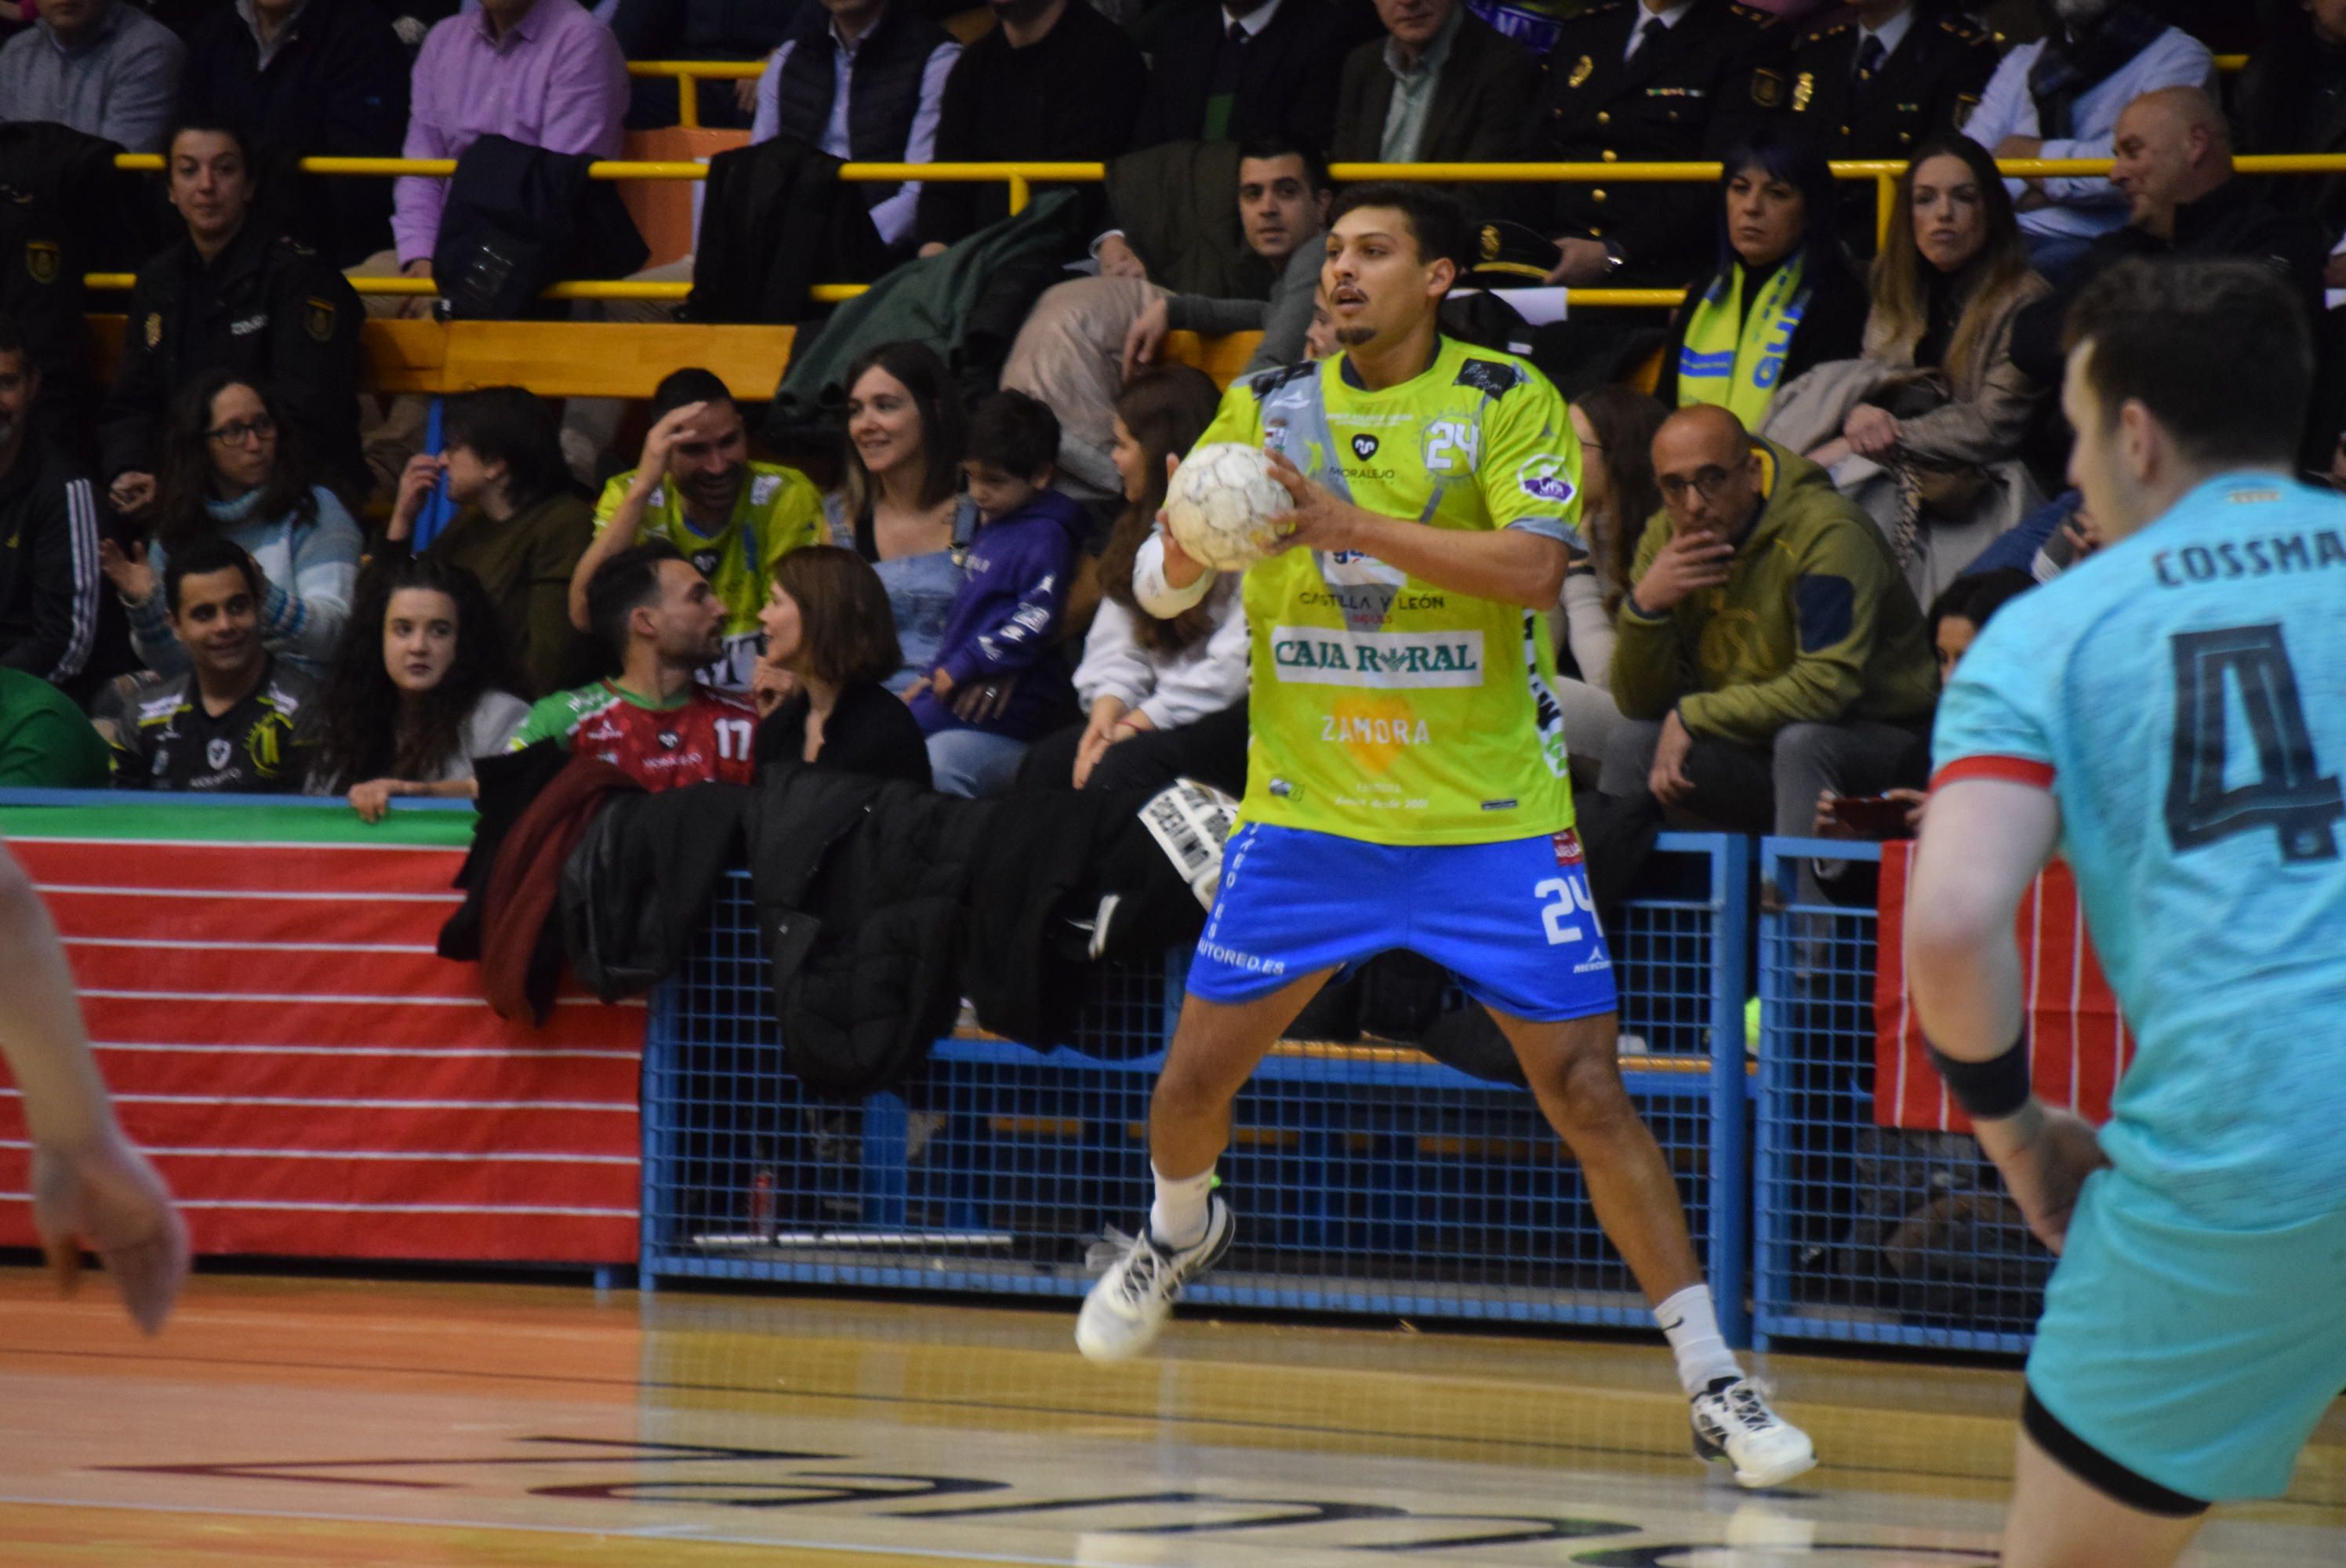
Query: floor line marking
0,1493,1085,1565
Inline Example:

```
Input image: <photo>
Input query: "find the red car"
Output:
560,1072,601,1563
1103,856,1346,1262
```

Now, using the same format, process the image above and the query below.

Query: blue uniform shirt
1933,474,2346,1228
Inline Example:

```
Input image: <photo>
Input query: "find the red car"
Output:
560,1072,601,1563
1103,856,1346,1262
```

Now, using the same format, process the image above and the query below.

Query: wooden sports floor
1,1269,2338,1566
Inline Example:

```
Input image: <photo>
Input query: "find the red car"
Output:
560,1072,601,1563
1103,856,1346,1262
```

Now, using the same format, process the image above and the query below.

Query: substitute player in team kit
1076,183,1816,1489
1908,260,2346,1566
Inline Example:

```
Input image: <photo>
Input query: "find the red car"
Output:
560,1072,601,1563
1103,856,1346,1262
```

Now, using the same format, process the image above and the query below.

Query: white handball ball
1164,443,1290,571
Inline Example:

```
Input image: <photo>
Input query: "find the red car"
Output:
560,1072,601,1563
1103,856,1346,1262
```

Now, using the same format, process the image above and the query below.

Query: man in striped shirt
0,320,114,702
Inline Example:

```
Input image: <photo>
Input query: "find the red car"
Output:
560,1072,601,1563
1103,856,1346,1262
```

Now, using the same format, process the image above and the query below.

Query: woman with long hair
830,341,979,691
1556,385,1667,781
380,386,594,698
98,372,363,679
1653,126,1867,423
752,545,929,785
1797,133,2051,599
1018,365,1247,796
310,557,531,820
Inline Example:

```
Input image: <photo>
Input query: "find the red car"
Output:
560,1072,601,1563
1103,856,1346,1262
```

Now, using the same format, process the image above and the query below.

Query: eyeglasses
206,415,277,447
1658,465,1734,504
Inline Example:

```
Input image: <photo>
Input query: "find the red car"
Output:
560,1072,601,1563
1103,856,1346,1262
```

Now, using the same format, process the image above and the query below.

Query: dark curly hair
150,371,324,557
314,556,515,791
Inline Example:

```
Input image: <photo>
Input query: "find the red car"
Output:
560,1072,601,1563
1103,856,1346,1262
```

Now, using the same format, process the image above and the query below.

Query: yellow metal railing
96,152,2346,307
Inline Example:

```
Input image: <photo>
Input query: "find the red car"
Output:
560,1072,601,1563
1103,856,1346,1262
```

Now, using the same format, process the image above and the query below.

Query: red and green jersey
510,679,757,791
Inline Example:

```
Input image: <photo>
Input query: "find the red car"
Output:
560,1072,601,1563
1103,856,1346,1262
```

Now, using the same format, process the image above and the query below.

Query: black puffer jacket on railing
745,762,995,1098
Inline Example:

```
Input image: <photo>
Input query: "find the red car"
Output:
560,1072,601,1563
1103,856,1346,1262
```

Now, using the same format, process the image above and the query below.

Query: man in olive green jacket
1597,405,1938,837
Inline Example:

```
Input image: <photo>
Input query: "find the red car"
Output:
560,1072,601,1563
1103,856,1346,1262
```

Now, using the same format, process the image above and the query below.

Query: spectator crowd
0,0,2333,921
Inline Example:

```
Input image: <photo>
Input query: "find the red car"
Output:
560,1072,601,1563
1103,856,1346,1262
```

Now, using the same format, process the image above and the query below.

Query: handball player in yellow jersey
1075,182,1814,1488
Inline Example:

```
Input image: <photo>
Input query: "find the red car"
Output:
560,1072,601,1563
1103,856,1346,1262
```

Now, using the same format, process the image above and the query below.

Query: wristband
1927,1030,2033,1122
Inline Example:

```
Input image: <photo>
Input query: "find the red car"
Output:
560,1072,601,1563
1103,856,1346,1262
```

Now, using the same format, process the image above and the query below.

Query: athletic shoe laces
1114,1237,1171,1305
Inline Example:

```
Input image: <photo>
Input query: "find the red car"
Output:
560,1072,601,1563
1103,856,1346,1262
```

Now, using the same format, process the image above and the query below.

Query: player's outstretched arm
1263,451,1566,610
1905,779,2105,1252
0,844,189,1334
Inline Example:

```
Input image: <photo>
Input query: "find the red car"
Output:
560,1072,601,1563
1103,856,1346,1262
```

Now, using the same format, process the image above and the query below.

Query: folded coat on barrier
1759,271,2051,608
457,751,1206,1098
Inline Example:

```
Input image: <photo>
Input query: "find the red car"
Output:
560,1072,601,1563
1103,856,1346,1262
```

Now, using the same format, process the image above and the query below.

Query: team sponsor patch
1517,457,1578,506
1552,827,1585,866
1452,359,1523,397
1269,626,1484,688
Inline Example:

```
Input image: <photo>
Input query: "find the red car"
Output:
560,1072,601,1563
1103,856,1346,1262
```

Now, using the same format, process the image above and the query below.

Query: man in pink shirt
354,0,628,494
389,0,631,274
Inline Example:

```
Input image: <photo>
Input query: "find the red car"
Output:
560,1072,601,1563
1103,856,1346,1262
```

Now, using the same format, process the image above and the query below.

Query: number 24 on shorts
1535,875,1597,945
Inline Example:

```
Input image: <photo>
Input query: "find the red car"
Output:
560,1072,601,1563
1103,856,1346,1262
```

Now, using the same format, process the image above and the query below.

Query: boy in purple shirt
906,390,1086,797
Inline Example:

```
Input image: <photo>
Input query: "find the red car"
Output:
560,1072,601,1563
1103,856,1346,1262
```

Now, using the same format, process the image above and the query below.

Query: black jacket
98,221,365,492
1331,12,1541,223
913,1,1149,249
1785,5,2000,256
747,762,994,1096
686,138,890,324
2009,179,2330,390
552,757,1206,1095
0,438,121,690
765,0,953,220
1536,0,1793,286
432,134,650,321
177,0,411,266
753,681,932,785
1131,0,1366,154
2233,20,2346,249
563,782,754,1001
0,122,162,448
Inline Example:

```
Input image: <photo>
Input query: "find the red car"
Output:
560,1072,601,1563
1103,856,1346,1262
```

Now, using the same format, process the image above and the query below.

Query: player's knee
1527,1040,1634,1134
1151,1055,1234,1123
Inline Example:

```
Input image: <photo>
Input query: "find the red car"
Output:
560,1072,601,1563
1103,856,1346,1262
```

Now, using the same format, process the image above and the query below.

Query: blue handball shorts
1186,822,1618,1023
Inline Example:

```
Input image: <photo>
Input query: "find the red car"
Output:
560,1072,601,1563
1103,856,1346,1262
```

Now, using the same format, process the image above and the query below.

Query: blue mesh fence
641,833,1751,1341
1751,838,2050,1354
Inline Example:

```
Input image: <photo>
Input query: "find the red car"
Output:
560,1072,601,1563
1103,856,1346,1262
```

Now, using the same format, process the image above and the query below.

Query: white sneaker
1074,1194,1234,1363
1690,1375,1817,1489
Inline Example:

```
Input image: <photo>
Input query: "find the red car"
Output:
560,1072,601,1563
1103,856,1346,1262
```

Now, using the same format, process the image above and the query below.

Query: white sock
1654,1283,1742,1396
1148,1165,1215,1250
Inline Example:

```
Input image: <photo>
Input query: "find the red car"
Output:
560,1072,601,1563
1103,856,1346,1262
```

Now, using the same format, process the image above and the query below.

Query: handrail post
677,67,699,129
1007,172,1030,216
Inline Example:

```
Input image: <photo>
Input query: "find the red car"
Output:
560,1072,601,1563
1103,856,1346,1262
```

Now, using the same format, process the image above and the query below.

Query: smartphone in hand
1825,795,1915,840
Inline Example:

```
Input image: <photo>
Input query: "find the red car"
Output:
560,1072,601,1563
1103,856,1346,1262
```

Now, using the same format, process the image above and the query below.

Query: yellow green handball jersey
1197,337,1586,845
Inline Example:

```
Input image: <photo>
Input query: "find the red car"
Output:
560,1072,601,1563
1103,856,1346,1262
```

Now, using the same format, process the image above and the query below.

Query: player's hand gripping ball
1164,443,1291,571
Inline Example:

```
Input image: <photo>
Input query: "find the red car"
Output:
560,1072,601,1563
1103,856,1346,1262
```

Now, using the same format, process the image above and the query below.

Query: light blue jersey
1933,474,2346,1229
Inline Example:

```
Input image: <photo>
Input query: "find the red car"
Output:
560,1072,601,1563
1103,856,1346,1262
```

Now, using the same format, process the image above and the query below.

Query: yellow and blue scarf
1676,251,1811,426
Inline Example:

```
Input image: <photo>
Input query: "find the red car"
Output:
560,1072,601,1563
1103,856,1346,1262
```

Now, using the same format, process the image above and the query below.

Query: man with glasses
97,120,364,515
1598,402,1937,843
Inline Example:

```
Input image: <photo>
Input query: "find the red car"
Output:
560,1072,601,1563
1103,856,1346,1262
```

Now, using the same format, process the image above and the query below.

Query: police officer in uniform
98,122,363,517
1787,2,2002,256
1537,0,1795,289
